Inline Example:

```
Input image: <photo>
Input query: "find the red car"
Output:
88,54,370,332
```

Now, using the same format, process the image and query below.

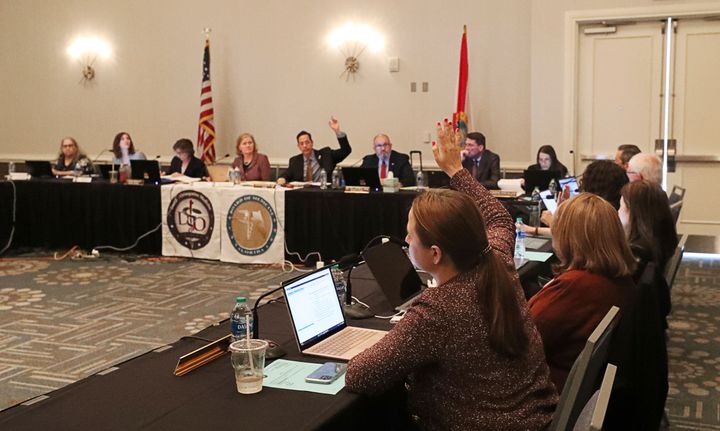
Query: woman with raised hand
345,120,557,431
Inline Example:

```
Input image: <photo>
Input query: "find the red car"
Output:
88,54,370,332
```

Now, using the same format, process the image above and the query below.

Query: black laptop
96,164,113,180
25,160,53,177
342,167,382,191
523,169,560,195
362,240,423,310
130,160,161,185
426,170,450,188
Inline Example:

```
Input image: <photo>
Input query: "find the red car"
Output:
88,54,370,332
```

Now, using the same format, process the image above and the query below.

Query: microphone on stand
251,285,287,360
213,153,231,165
339,253,374,319
91,149,114,176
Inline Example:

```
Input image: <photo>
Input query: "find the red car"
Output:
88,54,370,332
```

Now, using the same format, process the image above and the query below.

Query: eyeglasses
374,143,391,149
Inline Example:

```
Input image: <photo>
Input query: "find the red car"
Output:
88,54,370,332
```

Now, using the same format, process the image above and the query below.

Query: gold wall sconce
327,23,384,81
66,36,112,83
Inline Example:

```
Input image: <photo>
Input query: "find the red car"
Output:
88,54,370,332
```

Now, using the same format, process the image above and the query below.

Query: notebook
282,266,387,361
362,241,423,311
342,167,382,191
25,160,53,177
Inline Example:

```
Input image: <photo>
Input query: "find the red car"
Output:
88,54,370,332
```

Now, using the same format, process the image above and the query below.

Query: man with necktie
360,134,415,186
461,132,500,189
277,117,352,186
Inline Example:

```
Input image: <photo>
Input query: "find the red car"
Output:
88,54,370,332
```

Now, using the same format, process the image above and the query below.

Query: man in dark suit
360,134,415,186
277,116,352,185
461,132,500,189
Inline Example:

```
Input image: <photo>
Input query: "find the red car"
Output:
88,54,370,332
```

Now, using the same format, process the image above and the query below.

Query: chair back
207,164,230,182
668,185,686,205
669,200,683,224
664,233,687,290
572,363,617,431
548,306,621,431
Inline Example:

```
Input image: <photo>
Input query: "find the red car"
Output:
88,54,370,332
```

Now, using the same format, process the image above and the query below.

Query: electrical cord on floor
0,180,16,256
92,223,162,253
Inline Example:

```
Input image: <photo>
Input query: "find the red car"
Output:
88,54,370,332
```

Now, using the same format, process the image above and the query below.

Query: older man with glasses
360,134,415,186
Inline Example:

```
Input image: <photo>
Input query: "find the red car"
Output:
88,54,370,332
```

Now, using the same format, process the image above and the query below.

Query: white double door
576,17,720,235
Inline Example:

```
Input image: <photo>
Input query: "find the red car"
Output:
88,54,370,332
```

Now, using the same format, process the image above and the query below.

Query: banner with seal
161,184,222,260
218,187,285,264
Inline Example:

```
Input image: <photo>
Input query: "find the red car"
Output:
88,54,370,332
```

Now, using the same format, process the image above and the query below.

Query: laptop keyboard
314,328,377,356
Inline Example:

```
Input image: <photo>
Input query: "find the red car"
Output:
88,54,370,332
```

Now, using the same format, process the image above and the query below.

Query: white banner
161,183,285,264
218,187,285,264
161,184,222,260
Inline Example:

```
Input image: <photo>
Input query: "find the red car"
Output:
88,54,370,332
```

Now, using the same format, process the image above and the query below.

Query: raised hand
432,118,463,177
328,116,341,135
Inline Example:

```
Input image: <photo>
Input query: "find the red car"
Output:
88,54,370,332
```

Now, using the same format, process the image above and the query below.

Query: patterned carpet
0,253,295,411
666,256,720,430
0,253,719,429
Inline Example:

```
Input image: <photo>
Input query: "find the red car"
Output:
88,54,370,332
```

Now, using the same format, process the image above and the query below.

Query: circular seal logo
226,195,278,256
166,190,215,250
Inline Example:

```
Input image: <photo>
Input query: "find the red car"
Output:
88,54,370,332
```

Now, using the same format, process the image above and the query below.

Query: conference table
0,253,552,430
1,179,536,262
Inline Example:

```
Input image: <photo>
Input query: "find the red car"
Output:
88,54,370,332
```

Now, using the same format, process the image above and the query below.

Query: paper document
161,175,201,183
263,359,345,395
525,251,553,262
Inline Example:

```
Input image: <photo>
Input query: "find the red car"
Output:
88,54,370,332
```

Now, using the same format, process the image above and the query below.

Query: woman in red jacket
528,192,636,392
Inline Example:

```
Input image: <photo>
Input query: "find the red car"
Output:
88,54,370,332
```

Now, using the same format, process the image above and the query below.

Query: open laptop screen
283,267,346,347
559,177,580,197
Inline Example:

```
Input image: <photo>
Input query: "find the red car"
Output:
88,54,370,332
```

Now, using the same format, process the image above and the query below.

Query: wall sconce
66,37,112,82
327,23,384,81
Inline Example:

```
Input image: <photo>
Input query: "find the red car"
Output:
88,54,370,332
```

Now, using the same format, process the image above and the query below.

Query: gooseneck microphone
251,285,287,359
213,153,231,165
339,253,374,319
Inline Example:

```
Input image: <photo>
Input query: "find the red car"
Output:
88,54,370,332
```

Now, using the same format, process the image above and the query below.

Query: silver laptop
282,266,387,361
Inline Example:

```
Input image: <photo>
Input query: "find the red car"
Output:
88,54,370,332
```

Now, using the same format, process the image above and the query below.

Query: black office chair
572,363,617,431
668,185,686,205
548,306,621,431
669,200,683,224
664,233,688,291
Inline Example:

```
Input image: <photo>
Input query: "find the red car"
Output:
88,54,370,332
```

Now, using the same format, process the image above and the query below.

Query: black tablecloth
284,188,417,262
0,179,161,254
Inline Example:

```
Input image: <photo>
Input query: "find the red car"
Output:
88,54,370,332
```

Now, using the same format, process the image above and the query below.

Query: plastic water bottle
416,170,425,189
230,296,254,342
331,167,341,189
514,217,526,260
319,168,327,189
331,267,347,301
531,187,542,227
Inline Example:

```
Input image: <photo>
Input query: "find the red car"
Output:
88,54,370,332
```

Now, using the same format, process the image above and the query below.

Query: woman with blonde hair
529,193,636,392
346,120,557,430
231,133,271,181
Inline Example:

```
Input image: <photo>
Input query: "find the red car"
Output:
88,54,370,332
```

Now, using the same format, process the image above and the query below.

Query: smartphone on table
305,362,347,384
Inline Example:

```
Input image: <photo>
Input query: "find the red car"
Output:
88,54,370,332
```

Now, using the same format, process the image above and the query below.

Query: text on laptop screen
283,268,345,345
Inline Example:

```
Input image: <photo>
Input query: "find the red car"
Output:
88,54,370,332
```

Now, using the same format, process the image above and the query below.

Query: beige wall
0,0,531,168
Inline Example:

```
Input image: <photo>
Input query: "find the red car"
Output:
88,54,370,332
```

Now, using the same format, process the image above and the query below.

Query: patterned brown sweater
345,169,558,430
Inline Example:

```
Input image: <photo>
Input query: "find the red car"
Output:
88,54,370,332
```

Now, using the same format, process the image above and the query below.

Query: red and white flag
197,39,216,164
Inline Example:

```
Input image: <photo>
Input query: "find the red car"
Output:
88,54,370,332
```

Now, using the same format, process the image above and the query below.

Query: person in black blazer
360,134,415,186
461,132,500,189
166,138,210,179
277,116,352,185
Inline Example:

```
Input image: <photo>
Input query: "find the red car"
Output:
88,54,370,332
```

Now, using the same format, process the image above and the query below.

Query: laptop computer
342,167,382,191
25,160,53,177
130,160,161,185
362,241,423,311
523,170,560,195
426,170,450,188
282,266,387,361
96,164,113,180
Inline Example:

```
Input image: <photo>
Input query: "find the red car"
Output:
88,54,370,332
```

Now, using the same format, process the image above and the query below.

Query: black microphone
251,285,287,359
213,153,231,165
339,253,373,319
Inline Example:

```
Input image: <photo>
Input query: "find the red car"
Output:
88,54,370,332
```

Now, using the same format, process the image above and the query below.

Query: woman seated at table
526,145,568,177
230,133,271,181
52,137,92,176
519,159,629,236
111,132,146,165
528,193,636,392
346,120,558,431
166,138,209,179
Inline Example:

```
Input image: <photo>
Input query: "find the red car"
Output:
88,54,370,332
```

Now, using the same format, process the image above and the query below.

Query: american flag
197,39,216,164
